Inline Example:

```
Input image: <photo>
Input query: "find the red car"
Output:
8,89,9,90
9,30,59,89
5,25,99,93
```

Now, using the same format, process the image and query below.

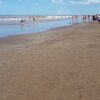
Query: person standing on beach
88,15,91,21
72,16,75,23
83,15,85,22
85,15,87,22
33,17,35,20
97,15,100,23
92,15,97,23
21,18,24,25
75,16,78,23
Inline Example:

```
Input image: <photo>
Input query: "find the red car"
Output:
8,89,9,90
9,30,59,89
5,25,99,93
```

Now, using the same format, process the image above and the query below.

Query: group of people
72,14,100,23
20,17,36,25
92,15,100,23
72,15,91,23
82,15,91,22
20,15,100,25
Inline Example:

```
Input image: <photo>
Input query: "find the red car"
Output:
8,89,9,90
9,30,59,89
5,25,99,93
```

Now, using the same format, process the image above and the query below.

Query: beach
0,22,100,100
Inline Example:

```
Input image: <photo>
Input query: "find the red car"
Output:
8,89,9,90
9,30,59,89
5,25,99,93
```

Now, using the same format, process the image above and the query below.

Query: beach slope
0,23,100,100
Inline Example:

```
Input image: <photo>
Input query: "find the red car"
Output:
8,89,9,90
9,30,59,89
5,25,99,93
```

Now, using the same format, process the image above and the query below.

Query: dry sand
0,22,100,100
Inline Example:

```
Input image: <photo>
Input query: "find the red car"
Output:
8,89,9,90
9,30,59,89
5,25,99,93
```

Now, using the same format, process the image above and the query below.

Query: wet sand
0,22,100,100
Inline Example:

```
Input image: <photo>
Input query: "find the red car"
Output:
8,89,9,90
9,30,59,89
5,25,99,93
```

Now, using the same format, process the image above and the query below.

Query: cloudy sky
0,0,100,15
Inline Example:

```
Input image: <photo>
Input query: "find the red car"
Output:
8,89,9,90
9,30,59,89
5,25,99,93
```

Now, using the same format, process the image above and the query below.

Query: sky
0,0,100,15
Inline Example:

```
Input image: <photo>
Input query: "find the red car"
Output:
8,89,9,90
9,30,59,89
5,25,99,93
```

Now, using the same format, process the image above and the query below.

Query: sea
0,15,84,38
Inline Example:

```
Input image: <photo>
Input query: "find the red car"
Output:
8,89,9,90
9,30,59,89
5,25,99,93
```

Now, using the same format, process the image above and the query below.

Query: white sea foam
0,18,25,21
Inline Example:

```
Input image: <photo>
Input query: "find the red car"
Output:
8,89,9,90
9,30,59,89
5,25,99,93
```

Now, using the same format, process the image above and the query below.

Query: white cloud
51,0,64,4
69,0,100,5
33,3,39,6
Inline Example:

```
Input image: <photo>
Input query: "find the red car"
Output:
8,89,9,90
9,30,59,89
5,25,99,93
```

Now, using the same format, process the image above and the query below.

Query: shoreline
0,19,74,38
0,22,85,48
0,22,83,40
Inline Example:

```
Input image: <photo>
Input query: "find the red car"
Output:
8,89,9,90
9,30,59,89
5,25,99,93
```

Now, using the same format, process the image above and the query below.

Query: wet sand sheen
0,19,72,37
0,22,100,100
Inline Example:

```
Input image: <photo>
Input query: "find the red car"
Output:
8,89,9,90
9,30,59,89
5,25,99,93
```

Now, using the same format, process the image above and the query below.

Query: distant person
21,18,24,24
97,16,100,23
75,16,78,23
33,17,35,20
92,15,97,23
84,15,87,22
72,16,75,23
88,15,91,21
83,15,85,22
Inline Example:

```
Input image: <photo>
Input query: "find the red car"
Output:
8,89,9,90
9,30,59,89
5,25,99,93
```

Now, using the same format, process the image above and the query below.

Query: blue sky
0,0,100,15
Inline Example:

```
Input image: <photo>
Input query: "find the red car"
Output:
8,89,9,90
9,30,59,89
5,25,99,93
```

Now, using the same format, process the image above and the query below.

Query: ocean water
0,16,83,38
